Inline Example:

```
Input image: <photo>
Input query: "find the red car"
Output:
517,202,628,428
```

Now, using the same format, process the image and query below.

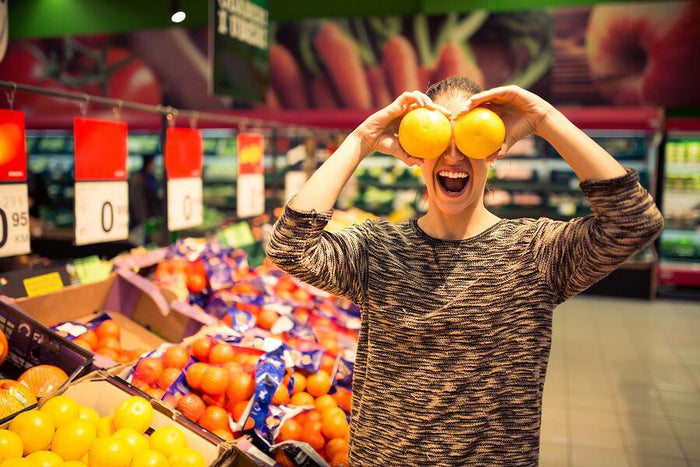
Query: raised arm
291,91,447,212
267,91,449,303
463,85,663,301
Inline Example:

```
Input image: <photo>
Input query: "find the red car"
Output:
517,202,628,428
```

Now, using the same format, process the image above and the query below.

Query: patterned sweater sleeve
530,169,664,302
264,203,369,306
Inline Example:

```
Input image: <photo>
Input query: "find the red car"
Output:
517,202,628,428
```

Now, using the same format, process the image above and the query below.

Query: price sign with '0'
0,184,31,257
167,177,203,231
74,181,129,245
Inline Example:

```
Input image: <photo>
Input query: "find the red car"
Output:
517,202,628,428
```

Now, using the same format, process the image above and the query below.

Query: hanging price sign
167,177,203,231
73,118,129,245
237,132,265,218
0,109,30,257
164,128,203,231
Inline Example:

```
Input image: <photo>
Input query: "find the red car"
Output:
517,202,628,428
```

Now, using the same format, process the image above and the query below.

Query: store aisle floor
539,296,700,467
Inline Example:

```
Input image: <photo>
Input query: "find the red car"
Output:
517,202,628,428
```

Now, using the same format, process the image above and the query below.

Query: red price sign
73,118,129,245
74,118,128,181
238,132,264,175
164,128,203,179
164,128,203,231
0,109,27,182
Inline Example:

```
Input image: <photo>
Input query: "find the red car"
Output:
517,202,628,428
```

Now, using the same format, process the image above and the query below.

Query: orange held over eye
453,107,505,159
398,108,452,159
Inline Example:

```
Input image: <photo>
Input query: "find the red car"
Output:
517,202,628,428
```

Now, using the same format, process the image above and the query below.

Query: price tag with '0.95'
74,181,129,245
0,184,31,258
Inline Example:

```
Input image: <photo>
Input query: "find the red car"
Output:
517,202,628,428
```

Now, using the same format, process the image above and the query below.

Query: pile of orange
271,368,352,465
151,338,266,442
72,319,145,364
130,345,190,401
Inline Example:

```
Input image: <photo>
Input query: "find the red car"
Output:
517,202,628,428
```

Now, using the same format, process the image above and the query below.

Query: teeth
438,171,469,179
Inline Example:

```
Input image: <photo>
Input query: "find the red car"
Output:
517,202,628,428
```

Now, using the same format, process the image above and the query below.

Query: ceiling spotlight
171,0,186,23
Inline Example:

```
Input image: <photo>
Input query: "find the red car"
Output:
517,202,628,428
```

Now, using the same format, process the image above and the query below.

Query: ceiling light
171,0,186,23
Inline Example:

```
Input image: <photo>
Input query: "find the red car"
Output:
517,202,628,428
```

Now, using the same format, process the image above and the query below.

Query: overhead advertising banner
210,0,270,103
1,1,698,121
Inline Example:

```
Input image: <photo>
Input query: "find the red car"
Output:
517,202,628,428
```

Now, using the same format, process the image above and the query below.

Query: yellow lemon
40,395,80,428
149,426,187,455
51,419,96,461
77,406,100,426
0,458,32,467
96,416,115,438
88,437,133,467
8,410,55,455
169,448,206,467
398,108,452,159
25,450,63,467
112,428,148,455
131,449,169,467
453,108,505,159
0,429,23,460
112,397,153,434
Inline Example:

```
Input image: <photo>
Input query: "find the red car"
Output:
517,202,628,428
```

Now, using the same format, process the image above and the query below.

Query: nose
442,135,466,164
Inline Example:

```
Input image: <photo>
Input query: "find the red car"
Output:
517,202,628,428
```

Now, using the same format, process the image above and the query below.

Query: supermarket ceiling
10,0,642,39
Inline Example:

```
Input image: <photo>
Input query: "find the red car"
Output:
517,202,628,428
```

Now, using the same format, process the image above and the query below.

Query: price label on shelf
167,177,203,231
74,181,129,245
237,173,265,218
0,184,31,258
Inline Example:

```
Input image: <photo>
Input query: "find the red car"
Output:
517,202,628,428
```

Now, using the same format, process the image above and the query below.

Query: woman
265,77,663,465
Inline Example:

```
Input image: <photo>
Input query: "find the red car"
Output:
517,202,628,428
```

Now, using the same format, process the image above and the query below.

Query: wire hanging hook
4,82,16,110
79,94,90,117
189,111,199,129
113,100,124,120
166,108,178,128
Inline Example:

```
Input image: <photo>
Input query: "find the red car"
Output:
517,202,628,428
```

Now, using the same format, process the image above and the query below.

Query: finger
487,143,510,162
386,140,424,166
427,102,453,117
467,85,520,108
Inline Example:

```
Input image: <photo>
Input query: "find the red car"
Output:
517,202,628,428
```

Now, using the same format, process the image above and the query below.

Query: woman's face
420,92,490,217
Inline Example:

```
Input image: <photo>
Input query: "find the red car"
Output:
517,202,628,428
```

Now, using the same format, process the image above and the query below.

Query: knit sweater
265,169,663,466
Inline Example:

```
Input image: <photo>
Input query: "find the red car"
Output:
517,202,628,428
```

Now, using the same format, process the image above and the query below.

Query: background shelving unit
657,118,700,299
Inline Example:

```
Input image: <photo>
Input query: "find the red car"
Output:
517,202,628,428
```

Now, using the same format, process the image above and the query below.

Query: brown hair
426,76,482,100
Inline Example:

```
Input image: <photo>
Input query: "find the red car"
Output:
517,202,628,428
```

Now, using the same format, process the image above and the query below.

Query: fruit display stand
0,301,93,424
4,271,211,369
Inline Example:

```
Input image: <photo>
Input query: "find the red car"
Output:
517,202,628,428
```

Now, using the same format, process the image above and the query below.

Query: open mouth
437,170,470,196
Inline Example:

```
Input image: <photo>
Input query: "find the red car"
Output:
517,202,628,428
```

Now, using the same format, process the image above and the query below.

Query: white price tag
74,181,129,245
237,173,265,218
167,177,203,231
0,184,31,257
284,171,307,202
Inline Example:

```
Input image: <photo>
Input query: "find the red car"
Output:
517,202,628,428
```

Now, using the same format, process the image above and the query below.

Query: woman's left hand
456,85,556,162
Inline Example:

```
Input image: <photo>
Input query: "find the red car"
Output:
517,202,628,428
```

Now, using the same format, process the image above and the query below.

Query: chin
585,1,700,106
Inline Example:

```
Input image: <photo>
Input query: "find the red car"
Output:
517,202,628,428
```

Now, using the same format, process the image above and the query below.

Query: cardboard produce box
5,271,211,368
0,300,93,424
1,372,255,466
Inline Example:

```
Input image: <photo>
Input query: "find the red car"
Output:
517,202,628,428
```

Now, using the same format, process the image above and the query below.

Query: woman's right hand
352,91,452,166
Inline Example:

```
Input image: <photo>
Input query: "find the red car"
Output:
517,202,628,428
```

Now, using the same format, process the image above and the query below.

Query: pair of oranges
398,107,505,160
